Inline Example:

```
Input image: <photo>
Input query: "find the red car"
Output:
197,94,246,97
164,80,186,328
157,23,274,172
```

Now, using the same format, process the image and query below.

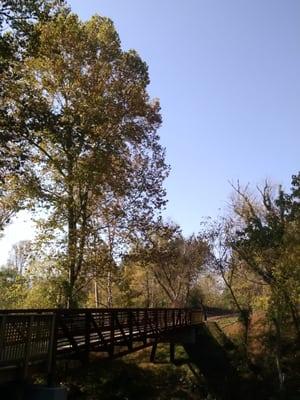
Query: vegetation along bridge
0,307,216,385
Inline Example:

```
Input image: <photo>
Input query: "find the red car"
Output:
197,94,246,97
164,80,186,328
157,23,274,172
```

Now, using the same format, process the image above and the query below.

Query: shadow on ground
60,323,274,399
61,351,202,400
183,323,269,400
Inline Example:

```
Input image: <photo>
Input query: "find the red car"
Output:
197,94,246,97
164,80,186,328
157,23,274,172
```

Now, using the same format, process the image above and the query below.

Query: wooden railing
0,308,204,381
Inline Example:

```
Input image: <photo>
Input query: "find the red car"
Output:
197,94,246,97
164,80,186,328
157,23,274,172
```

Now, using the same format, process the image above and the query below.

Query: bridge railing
46,308,204,356
0,313,55,380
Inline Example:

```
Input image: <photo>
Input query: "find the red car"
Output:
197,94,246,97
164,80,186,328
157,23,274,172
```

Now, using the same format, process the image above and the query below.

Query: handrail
0,307,205,313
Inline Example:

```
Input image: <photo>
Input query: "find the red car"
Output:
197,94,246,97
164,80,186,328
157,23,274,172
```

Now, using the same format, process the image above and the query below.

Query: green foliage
231,180,300,335
126,222,209,307
197,273,224,308
0,267,27,308
116,261,169,307
22,277,65,308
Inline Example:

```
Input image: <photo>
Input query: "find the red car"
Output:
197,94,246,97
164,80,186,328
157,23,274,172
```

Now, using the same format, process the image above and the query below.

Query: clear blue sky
68,0,300,229
0,0,300,263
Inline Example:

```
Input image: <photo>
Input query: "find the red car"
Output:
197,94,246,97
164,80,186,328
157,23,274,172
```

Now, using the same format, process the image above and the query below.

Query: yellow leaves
38,13,82,54
86,15,121,59
252,294,270,311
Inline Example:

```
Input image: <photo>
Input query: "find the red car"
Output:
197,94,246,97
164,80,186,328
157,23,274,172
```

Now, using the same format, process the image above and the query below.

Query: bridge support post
170,342,175,364
150,340,157,362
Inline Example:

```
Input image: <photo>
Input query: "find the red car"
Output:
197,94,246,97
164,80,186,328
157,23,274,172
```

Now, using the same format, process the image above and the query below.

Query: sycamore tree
7,239,32,274
2,12,168,306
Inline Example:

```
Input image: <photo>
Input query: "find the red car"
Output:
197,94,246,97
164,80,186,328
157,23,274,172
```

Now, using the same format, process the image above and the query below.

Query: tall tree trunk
67,178,77,308
67,270,77,308
145,270,150,308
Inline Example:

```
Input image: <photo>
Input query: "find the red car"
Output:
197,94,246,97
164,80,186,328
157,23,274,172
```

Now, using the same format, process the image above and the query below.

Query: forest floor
57,314,299,400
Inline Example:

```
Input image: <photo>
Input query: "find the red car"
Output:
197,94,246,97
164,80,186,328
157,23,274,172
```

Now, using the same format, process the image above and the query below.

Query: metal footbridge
0,307,208,384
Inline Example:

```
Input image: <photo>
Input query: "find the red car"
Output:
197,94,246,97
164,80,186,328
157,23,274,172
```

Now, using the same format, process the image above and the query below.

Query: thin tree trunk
94,280,99,308
107,270,113,308
283,291,300,340
273,316,285,394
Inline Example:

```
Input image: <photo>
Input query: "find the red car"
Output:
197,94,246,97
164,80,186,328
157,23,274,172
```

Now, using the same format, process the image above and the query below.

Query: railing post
85,311,91,363
144,309,148,344
47,312,58,386
172,309,175,328
136,309,140,336
155,309,159,333
128,310,133,350
109,310,115,356
0,315,6,362
23,315,34,380
164,309,167,330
